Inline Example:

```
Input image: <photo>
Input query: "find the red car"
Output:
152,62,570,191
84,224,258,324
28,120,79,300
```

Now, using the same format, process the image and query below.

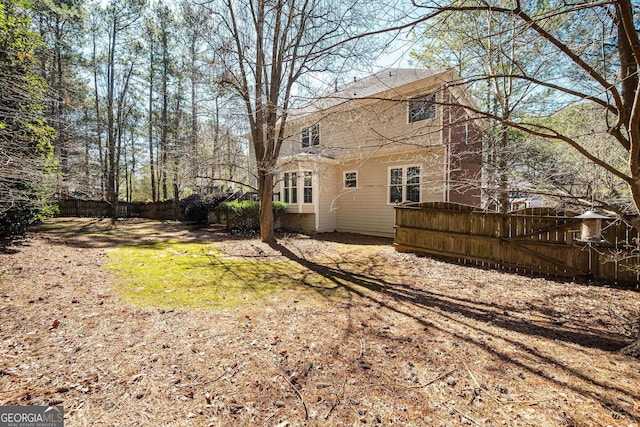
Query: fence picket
58,199,178,221
395,202,639,285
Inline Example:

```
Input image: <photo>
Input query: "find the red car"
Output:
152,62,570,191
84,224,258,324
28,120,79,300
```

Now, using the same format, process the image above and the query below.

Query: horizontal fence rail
394,202,640,285
58,199,178,221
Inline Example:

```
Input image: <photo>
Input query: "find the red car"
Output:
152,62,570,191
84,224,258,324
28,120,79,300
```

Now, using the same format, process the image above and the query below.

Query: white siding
280,96,443,163
316,163,338,232
280,161,337,233
334,149,445,237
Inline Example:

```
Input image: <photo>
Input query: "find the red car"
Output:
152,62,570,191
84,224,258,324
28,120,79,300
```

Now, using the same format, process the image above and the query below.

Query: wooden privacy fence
394,202,640,285
58,199,178,221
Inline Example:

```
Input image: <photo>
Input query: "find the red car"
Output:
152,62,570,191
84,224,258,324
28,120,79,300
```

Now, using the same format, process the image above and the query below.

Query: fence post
499,211,506,268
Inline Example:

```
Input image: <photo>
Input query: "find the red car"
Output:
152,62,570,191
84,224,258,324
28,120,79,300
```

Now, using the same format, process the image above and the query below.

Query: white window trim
387,164,422,205
407,93,437,124
282,171,298,205
464,122,470,145
343,170,358,189
301,123,320,148
283,169,315,206
283,173,290,203
302,170,313,204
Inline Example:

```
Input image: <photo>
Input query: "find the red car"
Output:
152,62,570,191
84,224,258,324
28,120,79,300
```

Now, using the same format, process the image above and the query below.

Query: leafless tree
210,0,383,242
405,0,640,228
100,0,145,215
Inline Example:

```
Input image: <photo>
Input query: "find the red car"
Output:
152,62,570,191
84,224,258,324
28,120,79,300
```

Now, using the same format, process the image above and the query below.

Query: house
509,193,543,211
258,68,483,238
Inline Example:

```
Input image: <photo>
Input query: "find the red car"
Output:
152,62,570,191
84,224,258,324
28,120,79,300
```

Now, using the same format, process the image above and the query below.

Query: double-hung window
389,166,421,204
408,93,436,123
283,172,297,204
344,171,357,188
283,173,290,203
301,123,320,148
283,171,312,204
303,171,313,203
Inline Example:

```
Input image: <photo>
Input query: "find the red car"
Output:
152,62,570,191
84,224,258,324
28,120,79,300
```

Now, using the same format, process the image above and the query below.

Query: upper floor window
344,171,357,188
408,93,436,123
464,122,470,145
302,123,320,148
389,165,421,204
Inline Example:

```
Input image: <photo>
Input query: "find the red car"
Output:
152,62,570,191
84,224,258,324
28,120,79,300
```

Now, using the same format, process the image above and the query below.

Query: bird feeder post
575,210,612,280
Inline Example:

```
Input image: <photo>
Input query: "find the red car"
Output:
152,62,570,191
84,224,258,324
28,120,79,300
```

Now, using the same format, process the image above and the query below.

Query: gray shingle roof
291,68,448,117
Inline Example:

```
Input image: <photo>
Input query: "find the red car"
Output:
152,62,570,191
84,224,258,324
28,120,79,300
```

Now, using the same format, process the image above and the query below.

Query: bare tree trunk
91,27,105,199
116,127,122,204
212,96,220,187
190,38,198,190
83,109,91,190
173,163,180,210
53,21,69,193
257,170,275,243
123,139,129,202
106,16,117,217
148,36,157,202
173,84,185,206
498,123,510,213
130,123,136,202
616,3,638,133
160,27,169,201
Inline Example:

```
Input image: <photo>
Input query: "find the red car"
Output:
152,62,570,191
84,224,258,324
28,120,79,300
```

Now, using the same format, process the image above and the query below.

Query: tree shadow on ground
27,218,257,249
269,240,640,421
0,239,26,255
311,232,393,246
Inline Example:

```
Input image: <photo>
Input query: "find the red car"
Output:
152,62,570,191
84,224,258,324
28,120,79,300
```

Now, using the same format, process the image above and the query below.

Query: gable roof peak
337,68,448,97
292,68,450,117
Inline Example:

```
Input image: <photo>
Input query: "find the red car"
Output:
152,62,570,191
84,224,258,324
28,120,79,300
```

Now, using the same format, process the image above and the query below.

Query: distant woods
3,0,640,238
5,0,248,210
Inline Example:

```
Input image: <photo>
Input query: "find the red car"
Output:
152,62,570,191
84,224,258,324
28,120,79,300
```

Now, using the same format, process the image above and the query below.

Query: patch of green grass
106,240,341,309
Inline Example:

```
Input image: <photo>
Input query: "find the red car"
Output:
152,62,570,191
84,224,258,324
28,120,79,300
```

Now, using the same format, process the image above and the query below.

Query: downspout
443,91,451,202
314,160,320,232
296,165,301,214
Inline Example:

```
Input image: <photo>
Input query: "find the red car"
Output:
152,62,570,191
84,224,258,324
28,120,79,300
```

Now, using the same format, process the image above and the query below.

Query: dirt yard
0,218,639,426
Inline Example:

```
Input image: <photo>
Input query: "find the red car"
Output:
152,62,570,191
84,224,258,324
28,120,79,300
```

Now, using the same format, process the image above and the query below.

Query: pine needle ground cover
0,218,639,426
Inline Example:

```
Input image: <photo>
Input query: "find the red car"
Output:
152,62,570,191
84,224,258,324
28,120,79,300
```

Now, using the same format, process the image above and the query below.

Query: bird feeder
575,211,611,243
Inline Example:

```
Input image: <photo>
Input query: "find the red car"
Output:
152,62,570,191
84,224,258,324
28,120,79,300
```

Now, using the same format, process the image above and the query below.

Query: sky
375,38,415,70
